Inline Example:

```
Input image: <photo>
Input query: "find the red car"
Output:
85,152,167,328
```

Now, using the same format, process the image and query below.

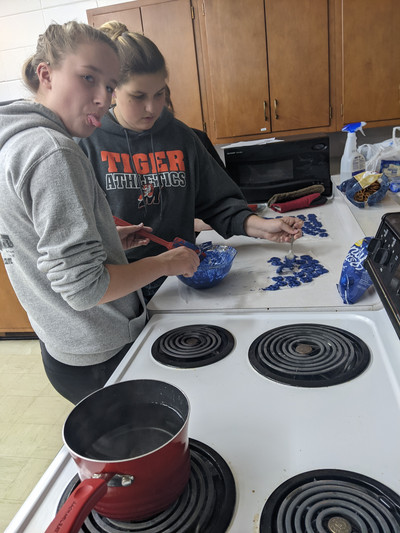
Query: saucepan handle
44,477,108,533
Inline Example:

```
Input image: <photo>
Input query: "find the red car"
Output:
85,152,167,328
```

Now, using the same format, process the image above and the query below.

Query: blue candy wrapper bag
337,237,373,304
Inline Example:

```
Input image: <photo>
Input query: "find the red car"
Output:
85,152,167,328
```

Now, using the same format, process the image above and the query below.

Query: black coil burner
260,469,400,532
57,439,236,533
248,323,370,387
151,325,235,368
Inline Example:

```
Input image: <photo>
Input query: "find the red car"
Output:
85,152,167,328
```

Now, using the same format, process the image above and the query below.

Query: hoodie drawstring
150,132,163,223
124,128,147,217
124,128,163,223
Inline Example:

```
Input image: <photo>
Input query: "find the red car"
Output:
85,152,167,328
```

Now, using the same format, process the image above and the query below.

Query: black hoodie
78,107,252,263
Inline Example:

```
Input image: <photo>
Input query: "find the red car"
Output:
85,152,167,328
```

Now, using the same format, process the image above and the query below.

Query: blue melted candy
262,254,329,291
177,243,237,289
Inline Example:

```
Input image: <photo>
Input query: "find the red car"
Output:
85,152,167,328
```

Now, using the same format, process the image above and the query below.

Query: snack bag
380,160,400,180
337,171,389,208
337,237,372,304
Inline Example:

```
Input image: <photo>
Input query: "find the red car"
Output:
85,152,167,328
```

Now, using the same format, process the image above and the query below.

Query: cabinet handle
274,99,279,119
263,100,268,121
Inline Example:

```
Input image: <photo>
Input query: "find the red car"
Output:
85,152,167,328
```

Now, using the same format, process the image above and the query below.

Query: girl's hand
194,218,212,232
116,223,153,250
100,245,200,304
158,246,200,278
244,214,303,243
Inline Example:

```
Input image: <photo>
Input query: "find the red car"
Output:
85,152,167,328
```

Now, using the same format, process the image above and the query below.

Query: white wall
0,0,129,102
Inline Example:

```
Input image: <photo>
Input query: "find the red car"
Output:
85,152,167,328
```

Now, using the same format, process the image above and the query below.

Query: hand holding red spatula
113,216,206,259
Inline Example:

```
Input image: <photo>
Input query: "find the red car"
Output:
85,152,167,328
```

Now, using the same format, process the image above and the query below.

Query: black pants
39,340,131,404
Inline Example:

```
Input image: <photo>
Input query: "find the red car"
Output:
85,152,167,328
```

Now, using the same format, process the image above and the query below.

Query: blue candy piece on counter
269,257,282,266
262,254,329,291
265,214,329,238
266,284,281,291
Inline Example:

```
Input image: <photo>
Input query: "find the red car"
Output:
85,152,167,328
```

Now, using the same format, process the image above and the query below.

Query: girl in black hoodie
78,21,302,302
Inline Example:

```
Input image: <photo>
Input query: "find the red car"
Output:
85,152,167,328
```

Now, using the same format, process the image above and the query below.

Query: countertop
147,176,399,314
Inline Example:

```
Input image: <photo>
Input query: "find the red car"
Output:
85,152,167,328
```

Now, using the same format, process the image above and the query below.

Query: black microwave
224,136,332,204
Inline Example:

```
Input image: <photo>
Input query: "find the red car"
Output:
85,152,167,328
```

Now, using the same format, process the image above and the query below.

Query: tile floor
0,340,72,531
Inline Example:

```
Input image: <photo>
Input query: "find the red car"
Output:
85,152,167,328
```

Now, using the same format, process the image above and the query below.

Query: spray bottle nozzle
342,121,367,136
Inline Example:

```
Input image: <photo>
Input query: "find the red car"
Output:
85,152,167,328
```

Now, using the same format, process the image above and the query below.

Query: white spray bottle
340,122,366,184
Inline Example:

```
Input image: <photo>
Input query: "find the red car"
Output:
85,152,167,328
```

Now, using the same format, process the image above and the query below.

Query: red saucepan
45,379,190,533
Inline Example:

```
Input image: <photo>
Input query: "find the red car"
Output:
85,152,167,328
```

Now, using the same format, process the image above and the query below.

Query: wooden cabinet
335,0,400,128
196,0,333,142
88,0,334,141
89,5,142,31
0,258,34,336
195,0,271,139
265,0,331,132
87,0,400,143
87,0,204,130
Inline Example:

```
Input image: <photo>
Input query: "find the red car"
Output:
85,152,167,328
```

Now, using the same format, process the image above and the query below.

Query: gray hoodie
0,100,146,365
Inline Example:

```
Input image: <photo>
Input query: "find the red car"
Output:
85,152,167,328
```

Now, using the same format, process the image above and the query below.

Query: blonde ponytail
99,20,167,85
22,21,118,94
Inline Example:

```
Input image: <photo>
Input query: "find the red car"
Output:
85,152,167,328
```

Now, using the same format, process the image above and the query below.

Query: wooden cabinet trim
0,258,34,334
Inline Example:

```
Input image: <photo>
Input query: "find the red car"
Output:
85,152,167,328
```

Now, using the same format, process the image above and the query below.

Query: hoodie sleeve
18,144,111,311
190,134,252,238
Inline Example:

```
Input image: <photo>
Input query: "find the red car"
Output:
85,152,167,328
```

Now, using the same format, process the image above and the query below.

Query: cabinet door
89,8,142,32
141,0,203,130
265,0,331,132
88,0,203,130
201,0,271,139
0,259,33,334
341,0,400,124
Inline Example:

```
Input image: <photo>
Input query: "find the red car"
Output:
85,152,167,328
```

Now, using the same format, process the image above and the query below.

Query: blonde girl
0,21,199,403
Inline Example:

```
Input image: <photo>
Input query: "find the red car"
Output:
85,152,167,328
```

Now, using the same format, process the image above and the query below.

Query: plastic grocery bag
359,127,400,177
359,137,392,162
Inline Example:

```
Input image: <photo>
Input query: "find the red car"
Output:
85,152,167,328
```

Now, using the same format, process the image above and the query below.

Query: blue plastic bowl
177,244,237,289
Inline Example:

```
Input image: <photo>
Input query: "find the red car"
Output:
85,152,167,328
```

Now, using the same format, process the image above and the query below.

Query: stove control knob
367,237,382,254
374,247,391,266
390,276,400,294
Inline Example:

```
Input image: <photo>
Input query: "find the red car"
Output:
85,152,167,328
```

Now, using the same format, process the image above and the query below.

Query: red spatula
113,216,206,259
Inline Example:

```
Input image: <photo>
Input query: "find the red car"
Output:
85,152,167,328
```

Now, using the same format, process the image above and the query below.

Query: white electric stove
6,182,400,532
6,308,400,532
